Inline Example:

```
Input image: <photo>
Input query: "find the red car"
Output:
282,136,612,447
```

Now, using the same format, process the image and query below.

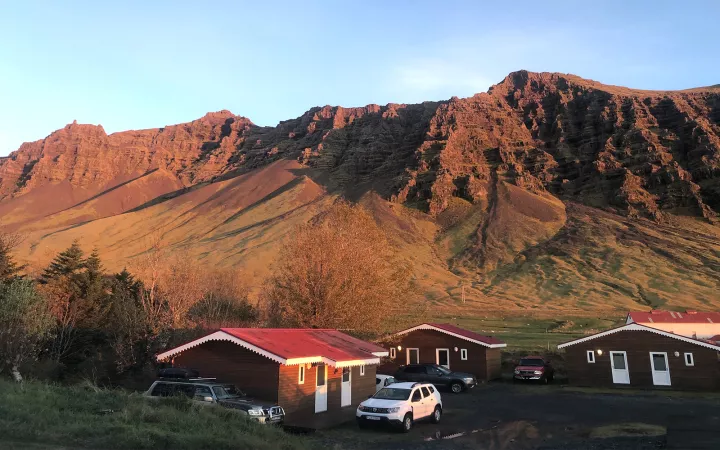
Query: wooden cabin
558,323,720,390
156,328,388,426
376,323,507,381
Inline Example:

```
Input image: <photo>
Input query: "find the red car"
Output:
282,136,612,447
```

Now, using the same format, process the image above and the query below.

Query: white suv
356,382,442,432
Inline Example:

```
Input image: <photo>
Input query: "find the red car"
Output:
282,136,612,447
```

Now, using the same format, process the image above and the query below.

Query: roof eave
393,323,505,347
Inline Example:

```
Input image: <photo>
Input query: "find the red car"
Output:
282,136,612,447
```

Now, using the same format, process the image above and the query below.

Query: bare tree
263,201,414,333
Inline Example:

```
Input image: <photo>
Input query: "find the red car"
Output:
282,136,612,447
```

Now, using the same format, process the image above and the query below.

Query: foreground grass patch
0,379,306,450
589,423,666,439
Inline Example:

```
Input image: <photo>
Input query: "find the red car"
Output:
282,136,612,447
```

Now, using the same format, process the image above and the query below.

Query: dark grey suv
144,377,285,424
393,364,477,393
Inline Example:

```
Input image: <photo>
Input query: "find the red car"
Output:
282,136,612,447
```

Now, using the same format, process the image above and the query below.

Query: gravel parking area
314,383,720,449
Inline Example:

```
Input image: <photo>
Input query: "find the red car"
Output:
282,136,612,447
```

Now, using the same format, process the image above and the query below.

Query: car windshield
373,388,411,400
212,385,244,399
434,365,451,375
519,359,544,367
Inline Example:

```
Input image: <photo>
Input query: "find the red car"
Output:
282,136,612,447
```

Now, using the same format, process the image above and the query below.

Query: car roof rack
158,377,217,382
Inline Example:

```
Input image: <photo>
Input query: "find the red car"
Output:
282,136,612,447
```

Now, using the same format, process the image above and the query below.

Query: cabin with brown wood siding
558,323,720,390
156,328,387,427
377,323,506,381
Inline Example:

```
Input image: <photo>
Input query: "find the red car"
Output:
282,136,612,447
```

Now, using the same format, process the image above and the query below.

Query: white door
650,352,671,386
610,351,630,384
436,348,450,369
341,367,351,407
407,348,419,365
410,388,429,418
314,365,328,413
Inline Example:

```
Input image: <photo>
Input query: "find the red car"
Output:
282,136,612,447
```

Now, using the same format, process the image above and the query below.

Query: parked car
144,371,285,424
357,382,442,432
513,356,554,383
393,364,477,393
375,374,398,392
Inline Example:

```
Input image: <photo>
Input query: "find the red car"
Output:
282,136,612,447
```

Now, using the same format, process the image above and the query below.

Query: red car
513,356,554,383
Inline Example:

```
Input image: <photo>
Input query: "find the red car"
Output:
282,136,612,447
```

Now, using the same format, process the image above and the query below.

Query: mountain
1,71,719,312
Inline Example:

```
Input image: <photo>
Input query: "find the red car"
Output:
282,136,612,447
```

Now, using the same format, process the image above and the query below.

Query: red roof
627,310,720,324
394,323,506,347
221,328,387,362
156,328,388,367
709,335,720,342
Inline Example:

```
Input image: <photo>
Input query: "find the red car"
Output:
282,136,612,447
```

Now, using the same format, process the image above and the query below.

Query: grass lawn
0,379,306,450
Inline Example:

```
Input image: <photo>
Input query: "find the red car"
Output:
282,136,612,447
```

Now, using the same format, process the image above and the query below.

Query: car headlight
534,370,543,375
514,369,520,374
247,409,264,416
387,407,400,413
358,405,368,412
464,377,474,382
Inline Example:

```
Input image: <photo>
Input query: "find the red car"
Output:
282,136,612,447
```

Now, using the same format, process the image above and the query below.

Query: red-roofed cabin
626,310,720,339
156,328,388,426
376,323,507,381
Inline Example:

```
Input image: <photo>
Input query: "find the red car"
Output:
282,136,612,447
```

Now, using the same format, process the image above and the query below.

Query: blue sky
1,0,718,156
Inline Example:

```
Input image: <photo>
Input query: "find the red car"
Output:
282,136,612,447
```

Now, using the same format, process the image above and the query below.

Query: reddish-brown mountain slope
1,71,719,311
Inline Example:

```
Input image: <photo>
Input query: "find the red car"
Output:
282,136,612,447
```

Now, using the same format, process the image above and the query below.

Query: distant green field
428,313,624,351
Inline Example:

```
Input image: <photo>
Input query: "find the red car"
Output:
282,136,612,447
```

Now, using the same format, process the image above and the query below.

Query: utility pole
461,284,465,304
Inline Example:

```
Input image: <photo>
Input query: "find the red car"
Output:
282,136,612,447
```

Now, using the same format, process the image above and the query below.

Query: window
150,382,172,397
411,390,423,402
407,348,419,364
428,385,435,393
421,387,431,397
298,366,305,384
460,349,468,360
193,385,212,400
342,368,350,382
360,365,365,376
389,348,396,359
385,377,396,386
684,352,694,366
403,365,424,374
426,366,443,376
316,365,326,386
587,350,595,363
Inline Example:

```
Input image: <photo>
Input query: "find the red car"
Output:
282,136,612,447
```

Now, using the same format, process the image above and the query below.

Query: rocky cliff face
1,71,719,309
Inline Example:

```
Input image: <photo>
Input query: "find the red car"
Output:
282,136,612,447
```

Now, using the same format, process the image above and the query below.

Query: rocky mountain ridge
1,71,719,311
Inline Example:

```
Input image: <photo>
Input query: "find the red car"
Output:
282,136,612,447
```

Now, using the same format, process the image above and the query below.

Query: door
410,388,428,418
610,351,630,384
407,348,419,365
436,348,450,369
314,364,327,413
650,352,671,386
341,367,351,407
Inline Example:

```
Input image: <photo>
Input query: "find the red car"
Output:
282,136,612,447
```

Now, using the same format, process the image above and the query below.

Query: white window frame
460,349,468,360
407,348,419,365
360,365,365,376
298,365,305,384
684,352,694,366
389,348,396,359
587,350,595,363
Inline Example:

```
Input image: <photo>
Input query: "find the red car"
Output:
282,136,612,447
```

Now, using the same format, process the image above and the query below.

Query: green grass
428,313,622,351
0,379,306,450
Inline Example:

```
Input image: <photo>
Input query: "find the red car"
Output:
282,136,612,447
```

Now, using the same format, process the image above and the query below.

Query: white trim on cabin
557,323,720,351
155,330,381,367
393,324,507,348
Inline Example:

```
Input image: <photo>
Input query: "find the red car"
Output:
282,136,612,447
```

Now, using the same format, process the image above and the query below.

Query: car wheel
431,405,441,424
401,413,413,433
450,382,463,393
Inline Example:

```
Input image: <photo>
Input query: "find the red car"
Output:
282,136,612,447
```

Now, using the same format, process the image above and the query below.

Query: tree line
0,201,417,383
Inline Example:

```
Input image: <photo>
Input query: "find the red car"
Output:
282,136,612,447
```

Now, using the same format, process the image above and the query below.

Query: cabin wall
564,331,720,390
172,341,280,402
376,329,501,381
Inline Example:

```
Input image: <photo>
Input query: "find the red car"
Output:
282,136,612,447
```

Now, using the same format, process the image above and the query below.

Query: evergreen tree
41,241,85,283
0,234,22,283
